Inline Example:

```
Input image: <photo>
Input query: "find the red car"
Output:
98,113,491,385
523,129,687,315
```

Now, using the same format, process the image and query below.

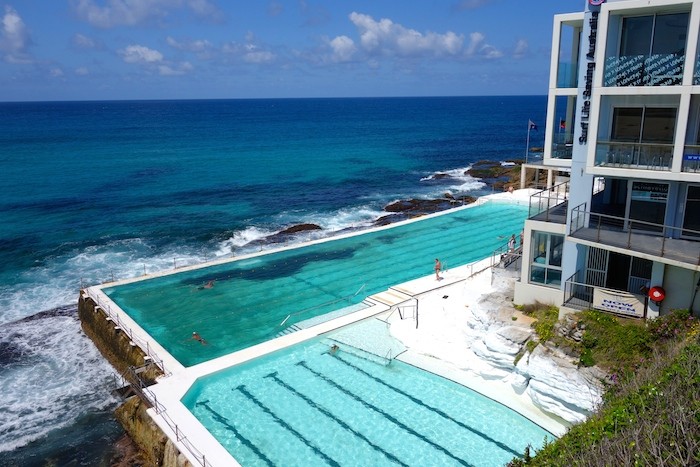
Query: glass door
628,181,668,232
682,185,700,238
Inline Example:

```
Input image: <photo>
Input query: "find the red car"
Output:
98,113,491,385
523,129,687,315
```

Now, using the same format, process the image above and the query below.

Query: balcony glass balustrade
604,53,684,87
682,145,700,173
551,132,574,159
595,141,673,170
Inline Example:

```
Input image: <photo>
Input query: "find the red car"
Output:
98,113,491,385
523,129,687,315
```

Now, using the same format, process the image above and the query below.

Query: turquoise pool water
105,202,527,367
182,334,551,466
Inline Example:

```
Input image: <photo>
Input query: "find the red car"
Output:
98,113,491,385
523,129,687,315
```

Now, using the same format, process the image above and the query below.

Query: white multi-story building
514,0,700,319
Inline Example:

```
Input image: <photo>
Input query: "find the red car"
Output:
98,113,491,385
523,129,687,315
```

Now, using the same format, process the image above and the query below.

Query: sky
0,0,583,101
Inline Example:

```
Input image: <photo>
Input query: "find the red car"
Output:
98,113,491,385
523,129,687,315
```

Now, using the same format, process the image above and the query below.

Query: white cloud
0,5,32,63
329,35,356,62
220,39,276,65
348,12,463,58
120,44,163,63
71,0,222,28
465,31,502,58
513,39,528,58
72,33,97,49
50,67,64,77
158,61,192,75
243,48,275,64
75,67,89,75
166,36,213,53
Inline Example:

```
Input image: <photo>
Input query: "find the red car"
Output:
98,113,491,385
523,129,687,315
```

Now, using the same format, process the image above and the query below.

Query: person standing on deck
434,258,442,280
508,235,516,252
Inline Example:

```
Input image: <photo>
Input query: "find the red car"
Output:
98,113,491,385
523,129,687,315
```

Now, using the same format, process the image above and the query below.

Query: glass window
620,16,653,56
642,108,676,143
607,12,688,87
612,108,642,141
683,185,700,237
652,13,689,55
630,181,668,232
529,232,564,287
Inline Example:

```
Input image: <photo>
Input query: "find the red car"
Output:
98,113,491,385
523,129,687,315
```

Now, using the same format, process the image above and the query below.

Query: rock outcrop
460,281,605,424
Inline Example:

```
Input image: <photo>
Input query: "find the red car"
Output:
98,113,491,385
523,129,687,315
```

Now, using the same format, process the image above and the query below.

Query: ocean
0,96,545,465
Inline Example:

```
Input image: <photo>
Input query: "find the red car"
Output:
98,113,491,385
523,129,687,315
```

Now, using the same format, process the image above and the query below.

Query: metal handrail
279,283,366,327
528,181,569,220
83,289,170,377
569,205,700,265
116,366,210,467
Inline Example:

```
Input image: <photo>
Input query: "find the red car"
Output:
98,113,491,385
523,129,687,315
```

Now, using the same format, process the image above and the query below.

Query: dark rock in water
252,223,323,245
17,304,77,322
431,172,451,180
375,195,476,226
384,198,453,213
278,223,322,235
467,159,522,191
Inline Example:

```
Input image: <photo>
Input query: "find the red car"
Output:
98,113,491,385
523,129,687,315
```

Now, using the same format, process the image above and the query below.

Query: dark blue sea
0,96,545,465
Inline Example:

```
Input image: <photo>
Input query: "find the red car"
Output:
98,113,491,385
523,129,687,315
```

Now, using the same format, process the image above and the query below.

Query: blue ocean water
0,96,545,463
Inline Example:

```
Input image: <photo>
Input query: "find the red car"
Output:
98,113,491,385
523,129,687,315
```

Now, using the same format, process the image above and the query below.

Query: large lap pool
104,201,527,367
182,330,551,466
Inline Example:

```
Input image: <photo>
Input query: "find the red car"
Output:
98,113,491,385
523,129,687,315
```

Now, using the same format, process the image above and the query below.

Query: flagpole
525,122,531,163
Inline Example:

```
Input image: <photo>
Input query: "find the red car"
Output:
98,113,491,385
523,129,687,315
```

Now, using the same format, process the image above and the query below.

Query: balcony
682,145,700,173
551,133,573,160
604,53,684,87
563,271,648,318
569,204,700,267
595,141,673,171
528,181,569,224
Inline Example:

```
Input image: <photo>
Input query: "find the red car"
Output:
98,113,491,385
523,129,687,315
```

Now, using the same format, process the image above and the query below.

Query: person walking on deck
434,258,442,280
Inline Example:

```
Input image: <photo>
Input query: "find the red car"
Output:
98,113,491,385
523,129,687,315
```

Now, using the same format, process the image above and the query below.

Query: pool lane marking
234,385,341,467
195,400,274,467
296,361,474,467
332,353,523,458
264,371,409,467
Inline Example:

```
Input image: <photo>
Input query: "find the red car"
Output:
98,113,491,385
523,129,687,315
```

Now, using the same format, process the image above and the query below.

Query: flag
528,119,538,131
559,119,566,130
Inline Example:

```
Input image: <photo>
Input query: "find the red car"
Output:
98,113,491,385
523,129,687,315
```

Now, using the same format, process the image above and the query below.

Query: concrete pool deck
83,188,571,466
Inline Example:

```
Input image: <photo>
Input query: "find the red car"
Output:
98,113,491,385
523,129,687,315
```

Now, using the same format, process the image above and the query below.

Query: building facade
514,0,700,319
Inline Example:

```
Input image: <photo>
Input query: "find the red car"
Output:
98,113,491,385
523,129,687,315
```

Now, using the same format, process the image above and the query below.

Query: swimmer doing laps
191,331,207,344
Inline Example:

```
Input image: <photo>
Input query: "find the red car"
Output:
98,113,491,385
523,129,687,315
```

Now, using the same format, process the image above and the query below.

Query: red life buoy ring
648,286,665,303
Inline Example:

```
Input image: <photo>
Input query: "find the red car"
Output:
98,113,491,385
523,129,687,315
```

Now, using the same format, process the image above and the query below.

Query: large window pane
642,108,676,143
612,108,642,141
549,235,564,267
652,13,689,55
529,232,564,288
620,16,653,55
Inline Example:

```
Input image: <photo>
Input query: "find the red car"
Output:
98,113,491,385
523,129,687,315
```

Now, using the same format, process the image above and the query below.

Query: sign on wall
593,288,645,317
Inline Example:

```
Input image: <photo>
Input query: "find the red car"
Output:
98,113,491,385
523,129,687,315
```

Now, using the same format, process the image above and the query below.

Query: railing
603,53,684,87
563,272,593,310
83,289,170,377
569,204,700,265
279,283,366,327
115,366,210,467
595,141,673,170
682,145,700,173
551,132,574,160
528,181,569,220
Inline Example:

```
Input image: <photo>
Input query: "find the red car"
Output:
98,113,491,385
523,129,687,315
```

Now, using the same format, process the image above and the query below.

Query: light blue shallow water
105,201,527,367
183,335,551,467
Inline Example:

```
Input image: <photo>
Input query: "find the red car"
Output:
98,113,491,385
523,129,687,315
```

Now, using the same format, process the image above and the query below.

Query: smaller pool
183,321,551,467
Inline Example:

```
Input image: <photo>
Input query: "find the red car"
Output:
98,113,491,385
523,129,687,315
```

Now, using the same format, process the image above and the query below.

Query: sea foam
0,309,119,452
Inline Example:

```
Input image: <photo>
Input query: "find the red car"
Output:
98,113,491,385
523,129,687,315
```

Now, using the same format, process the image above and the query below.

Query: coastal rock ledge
464,280,604,425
